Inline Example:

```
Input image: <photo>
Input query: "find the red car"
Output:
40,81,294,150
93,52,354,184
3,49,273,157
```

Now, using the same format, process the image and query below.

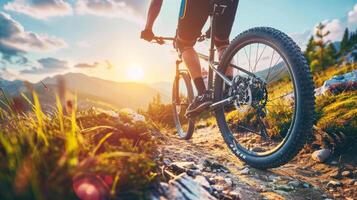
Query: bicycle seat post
207,3,227,91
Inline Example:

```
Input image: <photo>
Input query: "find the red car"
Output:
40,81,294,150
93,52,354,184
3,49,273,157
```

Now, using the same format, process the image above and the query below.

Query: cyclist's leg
215,0,239,77
177,0,209,96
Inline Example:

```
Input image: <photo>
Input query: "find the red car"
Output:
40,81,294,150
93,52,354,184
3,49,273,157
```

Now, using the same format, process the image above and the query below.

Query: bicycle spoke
268,92,294,102
253,44,267,73
249,45,252,72
243,47,251,71
265,50,276,81
255,43,260,71
266,56,282,82
267,64,288,83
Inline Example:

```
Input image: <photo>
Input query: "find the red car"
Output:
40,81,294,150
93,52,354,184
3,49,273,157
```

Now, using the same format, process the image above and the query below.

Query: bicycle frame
155,2,260,109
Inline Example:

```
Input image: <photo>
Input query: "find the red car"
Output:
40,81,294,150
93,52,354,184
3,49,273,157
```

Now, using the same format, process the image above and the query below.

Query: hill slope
1,73,169,110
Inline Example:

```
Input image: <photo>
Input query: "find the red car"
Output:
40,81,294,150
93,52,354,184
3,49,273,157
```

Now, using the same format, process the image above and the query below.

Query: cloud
76,40,91,48
75,0,149,22
4,0,72,19
290,3,357,49
74,62,99,68
316,19,346,42
20,57,69,74
348,3,357,24
290,30,312,50
0,12,67,63
0,67,17,80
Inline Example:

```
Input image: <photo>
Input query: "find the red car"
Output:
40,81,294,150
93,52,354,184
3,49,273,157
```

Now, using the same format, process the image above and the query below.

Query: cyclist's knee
175,37,196,54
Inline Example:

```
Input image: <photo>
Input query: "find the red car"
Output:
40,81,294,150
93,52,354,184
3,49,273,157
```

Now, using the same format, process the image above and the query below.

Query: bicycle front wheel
214,27,315,169
172,72,195,140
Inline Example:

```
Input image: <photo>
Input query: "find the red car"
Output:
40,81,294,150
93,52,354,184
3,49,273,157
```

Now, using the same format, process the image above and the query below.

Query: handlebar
152,33,209,45
152,36,175,45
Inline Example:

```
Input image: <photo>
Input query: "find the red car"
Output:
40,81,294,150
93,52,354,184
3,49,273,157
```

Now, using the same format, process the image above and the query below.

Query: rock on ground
311,149,331,163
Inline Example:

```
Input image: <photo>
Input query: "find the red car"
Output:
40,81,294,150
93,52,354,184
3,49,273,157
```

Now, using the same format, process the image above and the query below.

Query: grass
315,91,357,148
0,93,159,200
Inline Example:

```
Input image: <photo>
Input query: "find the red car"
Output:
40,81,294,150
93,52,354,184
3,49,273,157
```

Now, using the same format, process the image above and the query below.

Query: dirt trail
157,125,354,200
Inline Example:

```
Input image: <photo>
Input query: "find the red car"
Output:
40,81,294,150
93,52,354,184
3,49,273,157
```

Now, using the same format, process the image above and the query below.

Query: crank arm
210,95,237,110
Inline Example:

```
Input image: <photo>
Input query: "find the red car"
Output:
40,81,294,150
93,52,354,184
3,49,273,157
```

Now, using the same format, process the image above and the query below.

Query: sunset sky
0,0,357,83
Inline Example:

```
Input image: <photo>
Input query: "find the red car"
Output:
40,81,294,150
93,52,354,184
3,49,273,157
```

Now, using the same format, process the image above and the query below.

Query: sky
0,0,357,83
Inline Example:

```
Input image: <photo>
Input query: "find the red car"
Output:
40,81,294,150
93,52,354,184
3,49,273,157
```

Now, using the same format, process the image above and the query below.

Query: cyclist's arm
144,0,163,30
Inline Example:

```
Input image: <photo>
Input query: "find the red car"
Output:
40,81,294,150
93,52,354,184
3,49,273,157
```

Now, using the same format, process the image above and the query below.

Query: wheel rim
221,39,298,157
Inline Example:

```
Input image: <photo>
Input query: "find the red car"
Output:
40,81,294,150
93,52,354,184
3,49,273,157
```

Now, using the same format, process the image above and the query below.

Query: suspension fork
207,11,216,92
174,59,183,104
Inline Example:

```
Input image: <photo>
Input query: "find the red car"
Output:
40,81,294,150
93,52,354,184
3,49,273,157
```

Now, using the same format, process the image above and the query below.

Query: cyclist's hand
141,29,155,42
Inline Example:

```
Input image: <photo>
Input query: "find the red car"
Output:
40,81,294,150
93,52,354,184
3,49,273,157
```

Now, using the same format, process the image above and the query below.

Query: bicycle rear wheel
172,72,195,140
214,27,315,169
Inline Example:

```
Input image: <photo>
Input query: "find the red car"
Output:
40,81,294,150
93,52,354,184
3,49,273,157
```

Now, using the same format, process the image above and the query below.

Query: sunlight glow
126,64,144,81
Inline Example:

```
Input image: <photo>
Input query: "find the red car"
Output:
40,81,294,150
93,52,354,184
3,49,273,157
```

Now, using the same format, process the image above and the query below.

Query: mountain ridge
0,72,170,110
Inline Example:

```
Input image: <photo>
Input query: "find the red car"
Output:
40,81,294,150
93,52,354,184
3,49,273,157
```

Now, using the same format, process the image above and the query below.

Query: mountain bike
152,2,315,169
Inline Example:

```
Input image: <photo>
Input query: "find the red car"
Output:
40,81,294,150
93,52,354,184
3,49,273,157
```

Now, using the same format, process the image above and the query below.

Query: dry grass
315,91,357,148
0,93,159,200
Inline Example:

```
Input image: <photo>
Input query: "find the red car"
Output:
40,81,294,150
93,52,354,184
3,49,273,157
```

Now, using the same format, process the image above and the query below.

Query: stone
170,162,197,173
172,161,197,169
268,175,279,182
341,170,352,177
240,167,250,175
288,180,301,188
165,174,216,200
212,184,225,192
317,69,357,95
194,175,211,190
187,169,202,177
274,185,294,192
311,149,331,163
347,179,356,185
326,180,342,188
330,171,342,179
303,183,310,188
224,191,241,199
213,176,225,184
224,178,233,187
163,158,171,165
330,161,338,165
203,159,230,173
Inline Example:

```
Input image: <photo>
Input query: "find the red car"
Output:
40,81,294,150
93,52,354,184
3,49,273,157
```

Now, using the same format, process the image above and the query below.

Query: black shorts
176,0,239,51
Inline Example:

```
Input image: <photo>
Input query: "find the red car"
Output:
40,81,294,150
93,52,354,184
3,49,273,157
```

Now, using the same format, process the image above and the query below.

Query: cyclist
141,0,239,117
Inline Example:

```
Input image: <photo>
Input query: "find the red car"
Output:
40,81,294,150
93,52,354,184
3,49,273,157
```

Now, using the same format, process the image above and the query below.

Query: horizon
0,0,357,83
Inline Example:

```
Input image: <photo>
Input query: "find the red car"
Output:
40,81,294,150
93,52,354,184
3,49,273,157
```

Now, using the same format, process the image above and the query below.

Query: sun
126,64,145,81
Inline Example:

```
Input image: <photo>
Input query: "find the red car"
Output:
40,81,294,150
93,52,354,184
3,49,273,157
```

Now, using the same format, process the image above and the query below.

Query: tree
325,43,338,66
304,36,317,64
309,23,338,72
315,23,330,70
340,28,350,55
